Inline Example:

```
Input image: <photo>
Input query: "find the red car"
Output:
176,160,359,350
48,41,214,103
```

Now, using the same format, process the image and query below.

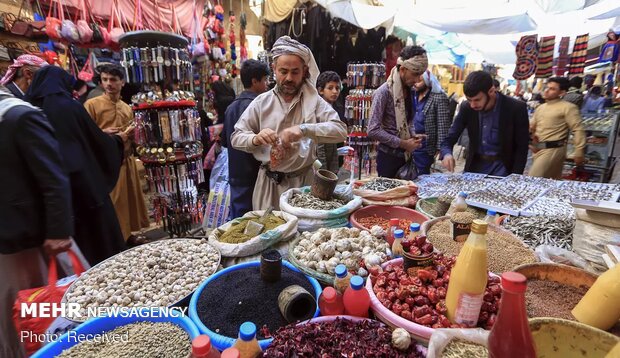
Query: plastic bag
353,178,418,207
12,250,85,355
209,147,228,191
427,328,489,358
203,180,231,231
208,210,298,257
280,186,362,232
60,20,80,42
573,215,620,273
396,158,418,181
535,244,593,271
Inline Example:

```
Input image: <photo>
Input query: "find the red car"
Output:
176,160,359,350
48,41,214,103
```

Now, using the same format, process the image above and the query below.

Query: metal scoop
243,207,274,237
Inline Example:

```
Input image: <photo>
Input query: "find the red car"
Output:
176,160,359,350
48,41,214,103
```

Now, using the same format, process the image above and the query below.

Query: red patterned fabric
555,36,570,76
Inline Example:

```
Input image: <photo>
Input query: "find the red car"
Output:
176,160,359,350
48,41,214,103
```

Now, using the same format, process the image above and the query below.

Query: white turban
271,36,320,86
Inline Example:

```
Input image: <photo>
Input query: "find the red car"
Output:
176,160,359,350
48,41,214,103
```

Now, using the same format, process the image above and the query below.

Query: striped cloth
555,36,570,76
569,34,589,75
535,36,555,78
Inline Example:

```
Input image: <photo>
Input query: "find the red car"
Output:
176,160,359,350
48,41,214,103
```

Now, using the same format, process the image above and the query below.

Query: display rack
563,111,619,182
344,62,385,180
120,31,205,237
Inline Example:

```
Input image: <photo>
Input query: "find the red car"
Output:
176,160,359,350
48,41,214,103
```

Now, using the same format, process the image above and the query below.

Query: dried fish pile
502,215,575,250
289,192,347,210
468,181,548,212
360,178,403,191
416,173,492,198
521,198,575,219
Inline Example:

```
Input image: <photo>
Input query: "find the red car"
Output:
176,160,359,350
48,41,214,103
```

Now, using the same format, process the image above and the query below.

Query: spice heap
525,279,588,320
57,322,190,358
292,227,390,277
356,216,412,236
196,265,315,339
218,215,286,244
451,211,476,224
264,318,424,357
289,192,347,210
502,215,575,250
372,256,502,329
441,339,488,358
427,218,536,273
360,177,404,191
65,240,220,320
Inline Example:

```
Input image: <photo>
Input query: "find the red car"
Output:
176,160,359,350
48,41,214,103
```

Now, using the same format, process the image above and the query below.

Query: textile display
555,36,570,76
264,0,297,23
535,36,555,78
513,35,538,80
568,34,589,75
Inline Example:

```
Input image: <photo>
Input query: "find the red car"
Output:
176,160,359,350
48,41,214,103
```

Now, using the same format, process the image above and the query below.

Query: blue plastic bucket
189,260,322,351
31,308,200,358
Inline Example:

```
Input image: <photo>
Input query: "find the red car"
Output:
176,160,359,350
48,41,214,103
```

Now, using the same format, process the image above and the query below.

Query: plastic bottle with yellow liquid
445,219,489,326
232,322,262,358
572,263,620,331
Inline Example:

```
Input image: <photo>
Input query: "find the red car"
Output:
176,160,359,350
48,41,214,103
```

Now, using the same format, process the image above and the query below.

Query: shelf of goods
120,31,203,236
344,63,385,180
563,111,619,182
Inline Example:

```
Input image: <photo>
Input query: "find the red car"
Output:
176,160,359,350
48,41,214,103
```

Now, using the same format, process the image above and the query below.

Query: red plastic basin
350,205,429,245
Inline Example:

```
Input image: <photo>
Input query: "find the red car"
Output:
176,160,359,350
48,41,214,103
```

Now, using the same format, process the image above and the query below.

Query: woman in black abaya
25,66,127,265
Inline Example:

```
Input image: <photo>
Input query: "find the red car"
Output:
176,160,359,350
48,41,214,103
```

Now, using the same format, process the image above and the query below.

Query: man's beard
277,81,302,96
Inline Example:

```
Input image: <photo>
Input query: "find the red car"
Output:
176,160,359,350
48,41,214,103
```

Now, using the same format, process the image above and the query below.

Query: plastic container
319,287,344,316
343,276,370,317
333,264,352,295
446,191,468,215
31,308,200,358
232,322,262,358
221,347,241,358
484,209,498,224
189,260,321,352
192,335,221,358
488,272,536,358
392,229,405,258
446,220,489,326
349,205,429,246
572,263,620,331
387,218,400,245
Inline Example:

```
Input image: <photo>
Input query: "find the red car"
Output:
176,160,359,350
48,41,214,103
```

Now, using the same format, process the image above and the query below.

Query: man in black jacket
440,71,529,176
221,60,269,218
0,89,73,357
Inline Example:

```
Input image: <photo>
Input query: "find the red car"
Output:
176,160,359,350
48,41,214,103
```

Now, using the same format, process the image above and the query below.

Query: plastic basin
350,205,429,245
31,308,200,358
188,260,322,351
529,317,619,357
415,197,440,219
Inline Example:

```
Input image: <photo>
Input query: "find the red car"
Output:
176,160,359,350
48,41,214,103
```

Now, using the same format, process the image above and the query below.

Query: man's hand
116,132,130,143
574,156,585,167
279,125,304,147
399,137,423,152
529,134,540,154
252,128,278,146
442,154,456,172
103,127,120,134
43,237,72,256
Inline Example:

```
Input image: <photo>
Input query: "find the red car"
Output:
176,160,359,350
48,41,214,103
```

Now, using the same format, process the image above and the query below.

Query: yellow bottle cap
471,219,488,234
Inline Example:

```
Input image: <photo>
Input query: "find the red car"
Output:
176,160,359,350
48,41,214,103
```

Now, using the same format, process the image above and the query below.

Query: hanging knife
121,49,130,83
132,47,142,83
141,48,149,84
151,47,159,83
157,46,164,80
164,47,172,82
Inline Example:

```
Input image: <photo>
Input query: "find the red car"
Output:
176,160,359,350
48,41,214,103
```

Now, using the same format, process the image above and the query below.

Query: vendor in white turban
231,36,347,211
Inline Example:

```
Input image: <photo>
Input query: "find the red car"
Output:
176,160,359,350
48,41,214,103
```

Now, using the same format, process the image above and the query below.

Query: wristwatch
299,124,309,137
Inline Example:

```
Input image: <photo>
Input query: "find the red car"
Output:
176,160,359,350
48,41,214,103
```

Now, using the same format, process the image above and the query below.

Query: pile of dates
370,253,502,329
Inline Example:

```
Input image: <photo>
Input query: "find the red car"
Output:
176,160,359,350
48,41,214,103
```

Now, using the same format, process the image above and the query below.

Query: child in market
316,71,345,174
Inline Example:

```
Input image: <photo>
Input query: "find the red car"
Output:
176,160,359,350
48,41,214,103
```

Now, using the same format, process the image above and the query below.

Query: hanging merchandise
77,51,95,82
345,89,374,131
45,0,63,40
535,36,555,78
347,63,386,89
229,11,236,61
513,35,538,80
107,0,126,48
120,45,192,86
191,0,208,58
599,31,619,63
555,36,570,76
568,34,589,75
239,0,248,62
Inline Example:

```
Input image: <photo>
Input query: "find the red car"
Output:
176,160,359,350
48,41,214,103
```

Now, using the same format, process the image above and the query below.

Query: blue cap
487,209,497,216
335,264,347,278
239,322,256,341
409,223,421,232
350,275,364,290
394,229,404,239
459,191,468,198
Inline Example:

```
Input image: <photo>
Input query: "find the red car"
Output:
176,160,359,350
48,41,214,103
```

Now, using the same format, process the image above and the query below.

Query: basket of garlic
288,227,391,285
62,239,221,322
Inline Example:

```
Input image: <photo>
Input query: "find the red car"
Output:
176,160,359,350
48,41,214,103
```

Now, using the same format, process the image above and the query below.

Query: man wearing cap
0,55,48,99
368,46,428,178
231,36,347,210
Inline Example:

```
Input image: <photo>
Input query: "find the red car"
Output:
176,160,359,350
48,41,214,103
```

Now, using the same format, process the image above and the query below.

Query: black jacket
221,91,261,187
0,99,73,254
441,93,530,174
5,81,24,99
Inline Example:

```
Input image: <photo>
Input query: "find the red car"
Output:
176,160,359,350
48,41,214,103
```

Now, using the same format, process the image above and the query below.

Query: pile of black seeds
196,266,315,339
